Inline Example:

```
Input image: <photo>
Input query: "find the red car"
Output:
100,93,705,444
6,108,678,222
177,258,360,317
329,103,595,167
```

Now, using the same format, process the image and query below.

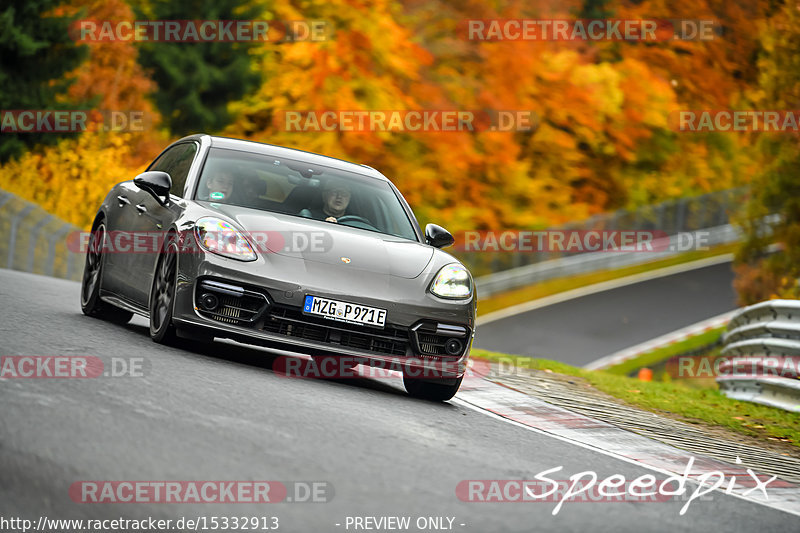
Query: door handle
135,204,147,215
117,195,130,207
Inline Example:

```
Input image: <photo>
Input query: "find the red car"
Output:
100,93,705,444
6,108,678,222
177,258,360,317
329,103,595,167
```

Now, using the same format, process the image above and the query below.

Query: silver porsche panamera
81,135,476,401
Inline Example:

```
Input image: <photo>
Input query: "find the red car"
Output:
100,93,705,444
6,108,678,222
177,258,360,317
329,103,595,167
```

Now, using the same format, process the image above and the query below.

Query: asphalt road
474,262,738,365
1,268,793,532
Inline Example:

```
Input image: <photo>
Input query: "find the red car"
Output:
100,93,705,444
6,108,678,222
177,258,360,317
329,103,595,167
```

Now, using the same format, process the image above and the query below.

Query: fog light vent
410,322,469,357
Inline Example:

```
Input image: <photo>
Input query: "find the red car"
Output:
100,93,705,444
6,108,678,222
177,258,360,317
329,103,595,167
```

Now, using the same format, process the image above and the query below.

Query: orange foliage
0,0,780,236
0,0,166,225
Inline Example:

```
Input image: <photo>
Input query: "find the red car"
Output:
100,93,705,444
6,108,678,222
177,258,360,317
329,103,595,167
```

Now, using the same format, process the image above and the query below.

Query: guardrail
456,187,747,279
0,189,83,282
718,299,800,412
475,224,742,297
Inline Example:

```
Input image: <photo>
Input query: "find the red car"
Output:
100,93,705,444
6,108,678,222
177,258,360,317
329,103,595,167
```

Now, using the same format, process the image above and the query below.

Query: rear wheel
403,373,463,402
80,222,133,325
149,237,179,344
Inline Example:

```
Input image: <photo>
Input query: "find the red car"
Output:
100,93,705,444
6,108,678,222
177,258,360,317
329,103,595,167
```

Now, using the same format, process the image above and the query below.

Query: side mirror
134,171,172,206
425,223,455,249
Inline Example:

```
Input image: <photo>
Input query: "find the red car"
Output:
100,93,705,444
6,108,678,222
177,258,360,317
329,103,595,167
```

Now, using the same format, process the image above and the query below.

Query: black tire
403,373,463,402
80,222,133,325
149,236,180,344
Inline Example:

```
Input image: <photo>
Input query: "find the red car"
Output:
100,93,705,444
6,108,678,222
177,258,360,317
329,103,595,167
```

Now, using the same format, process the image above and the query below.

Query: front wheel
81,222,133,325
149,237,179,344
403,373,463,402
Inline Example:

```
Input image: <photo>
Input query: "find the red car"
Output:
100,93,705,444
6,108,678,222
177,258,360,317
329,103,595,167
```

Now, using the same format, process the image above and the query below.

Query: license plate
303,295,387,328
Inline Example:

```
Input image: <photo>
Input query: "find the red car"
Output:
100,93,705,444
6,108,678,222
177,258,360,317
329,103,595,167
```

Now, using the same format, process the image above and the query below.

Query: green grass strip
472,348,800,449
603,327,725,377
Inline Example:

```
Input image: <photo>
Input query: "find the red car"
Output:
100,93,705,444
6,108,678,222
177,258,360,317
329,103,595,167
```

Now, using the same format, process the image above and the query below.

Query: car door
101,181,144,298
123,142,199,307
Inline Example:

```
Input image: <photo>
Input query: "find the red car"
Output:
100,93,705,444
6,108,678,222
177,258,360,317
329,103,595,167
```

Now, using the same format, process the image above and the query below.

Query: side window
148,143,198,198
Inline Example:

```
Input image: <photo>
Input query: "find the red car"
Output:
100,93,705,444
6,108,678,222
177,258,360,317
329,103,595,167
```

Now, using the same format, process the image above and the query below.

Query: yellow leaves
571,62,624,114
0,131,141,229
205,0,776,233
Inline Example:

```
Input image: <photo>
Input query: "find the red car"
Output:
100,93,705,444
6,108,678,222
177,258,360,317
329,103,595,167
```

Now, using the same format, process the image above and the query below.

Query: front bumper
171,253,475,378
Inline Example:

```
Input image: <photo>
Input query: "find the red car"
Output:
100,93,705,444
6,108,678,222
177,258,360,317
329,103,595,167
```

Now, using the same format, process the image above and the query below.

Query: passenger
205,171,236,202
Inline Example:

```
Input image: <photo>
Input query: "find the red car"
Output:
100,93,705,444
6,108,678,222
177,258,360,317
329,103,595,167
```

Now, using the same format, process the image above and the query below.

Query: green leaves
134,0,262,135
0,0,88,162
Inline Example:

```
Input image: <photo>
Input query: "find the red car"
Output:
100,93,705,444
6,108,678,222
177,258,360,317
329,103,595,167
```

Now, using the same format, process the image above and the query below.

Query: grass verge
477,243,738,317
472,348,800,449
603,326,725,377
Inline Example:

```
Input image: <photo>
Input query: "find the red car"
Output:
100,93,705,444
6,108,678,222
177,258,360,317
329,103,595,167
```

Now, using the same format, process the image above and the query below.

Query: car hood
197,202,433,279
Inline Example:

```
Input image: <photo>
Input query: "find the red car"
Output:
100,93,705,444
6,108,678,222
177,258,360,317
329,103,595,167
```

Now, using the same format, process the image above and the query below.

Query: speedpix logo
457,457,776,516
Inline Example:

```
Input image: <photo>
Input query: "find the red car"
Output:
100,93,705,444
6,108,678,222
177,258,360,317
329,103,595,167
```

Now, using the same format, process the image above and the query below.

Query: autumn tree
734,0,800,304
64,0,165,167
0,0,166,225
0,0,786,243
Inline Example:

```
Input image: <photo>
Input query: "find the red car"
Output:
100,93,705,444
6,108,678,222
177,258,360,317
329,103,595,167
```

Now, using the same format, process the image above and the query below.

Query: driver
234,175,266,208
300,179,352,223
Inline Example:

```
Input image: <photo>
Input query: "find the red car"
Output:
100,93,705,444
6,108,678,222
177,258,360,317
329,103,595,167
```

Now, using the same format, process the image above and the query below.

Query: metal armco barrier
0,189,83,282
718,299,800,412
475,224,742,297
458,187,748,281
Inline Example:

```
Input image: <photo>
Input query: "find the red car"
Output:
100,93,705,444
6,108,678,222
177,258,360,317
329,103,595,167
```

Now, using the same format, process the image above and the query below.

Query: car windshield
195,147,418,241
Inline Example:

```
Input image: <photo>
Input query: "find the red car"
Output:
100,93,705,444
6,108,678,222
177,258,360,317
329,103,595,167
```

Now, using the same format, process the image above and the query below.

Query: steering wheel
335,215,376,229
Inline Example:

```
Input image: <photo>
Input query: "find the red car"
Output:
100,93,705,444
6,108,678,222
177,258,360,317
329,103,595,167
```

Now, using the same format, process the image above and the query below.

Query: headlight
430,264,472,299
194,217,256,261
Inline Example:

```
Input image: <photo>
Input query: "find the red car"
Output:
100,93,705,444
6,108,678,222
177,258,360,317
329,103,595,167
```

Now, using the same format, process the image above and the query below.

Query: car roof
174,134,386,181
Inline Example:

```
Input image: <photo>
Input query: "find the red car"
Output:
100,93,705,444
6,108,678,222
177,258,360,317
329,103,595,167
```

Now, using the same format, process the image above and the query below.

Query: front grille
418,333,446,355
263,305,410,357
213,295,245,323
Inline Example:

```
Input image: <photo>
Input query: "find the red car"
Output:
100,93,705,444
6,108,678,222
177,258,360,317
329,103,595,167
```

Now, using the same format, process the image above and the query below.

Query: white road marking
583,310,737,370
453,376,800,517
477,254,734,326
